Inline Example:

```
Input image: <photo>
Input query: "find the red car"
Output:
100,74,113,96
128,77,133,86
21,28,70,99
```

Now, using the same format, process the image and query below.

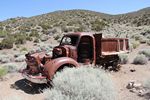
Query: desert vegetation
119,53,129,64
0,7,150,100
0,67,8,78
138,49,150,60
44,67,117,100
133,54,148,65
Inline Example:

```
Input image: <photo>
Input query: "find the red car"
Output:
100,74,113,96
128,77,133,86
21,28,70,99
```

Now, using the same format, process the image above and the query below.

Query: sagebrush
133,54,148,65
139,49,150,60
119,53,128,64
44,66,117,100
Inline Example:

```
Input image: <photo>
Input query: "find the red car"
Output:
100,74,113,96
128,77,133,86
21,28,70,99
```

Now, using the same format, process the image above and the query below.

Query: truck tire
112,61,121,71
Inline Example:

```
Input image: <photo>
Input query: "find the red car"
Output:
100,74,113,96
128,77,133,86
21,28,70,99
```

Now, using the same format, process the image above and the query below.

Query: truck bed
101,38,129,56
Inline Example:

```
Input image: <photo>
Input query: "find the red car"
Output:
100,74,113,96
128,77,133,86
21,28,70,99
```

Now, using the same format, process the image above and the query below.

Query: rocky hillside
111,7,150,26
0,8,150,34
0,10,110,35
0,8,150,49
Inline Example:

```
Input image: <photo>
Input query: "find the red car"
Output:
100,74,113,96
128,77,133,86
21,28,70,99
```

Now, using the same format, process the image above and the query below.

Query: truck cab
53,32,96,64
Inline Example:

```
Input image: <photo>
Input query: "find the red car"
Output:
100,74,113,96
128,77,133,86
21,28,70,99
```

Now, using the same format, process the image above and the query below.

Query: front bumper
22,71,47,84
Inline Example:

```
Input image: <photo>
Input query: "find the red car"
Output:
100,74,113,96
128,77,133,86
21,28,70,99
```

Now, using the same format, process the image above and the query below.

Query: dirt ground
112,44,150,100
0,44,150,100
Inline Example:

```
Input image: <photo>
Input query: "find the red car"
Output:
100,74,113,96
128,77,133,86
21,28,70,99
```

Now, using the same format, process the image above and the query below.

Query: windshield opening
60,35,79,46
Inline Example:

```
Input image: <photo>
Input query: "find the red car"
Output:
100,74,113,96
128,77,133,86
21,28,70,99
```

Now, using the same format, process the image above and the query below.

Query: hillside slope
0,8,150,35
0,8,150,50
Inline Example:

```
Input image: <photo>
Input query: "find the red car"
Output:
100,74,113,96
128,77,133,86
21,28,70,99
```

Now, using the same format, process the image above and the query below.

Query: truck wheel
112,61,121,71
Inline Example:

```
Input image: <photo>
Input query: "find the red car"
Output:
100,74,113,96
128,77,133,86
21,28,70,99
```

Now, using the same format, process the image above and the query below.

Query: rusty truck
22,32,129,84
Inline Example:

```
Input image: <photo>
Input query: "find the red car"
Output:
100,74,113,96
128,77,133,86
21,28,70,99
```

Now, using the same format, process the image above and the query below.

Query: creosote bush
133,54,148,65
44,67,116,100
119,53,128,64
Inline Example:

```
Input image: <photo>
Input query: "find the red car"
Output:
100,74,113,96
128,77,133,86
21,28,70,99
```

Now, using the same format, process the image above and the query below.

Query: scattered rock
127,80,142,89
130,69,136,72
127,80,150,98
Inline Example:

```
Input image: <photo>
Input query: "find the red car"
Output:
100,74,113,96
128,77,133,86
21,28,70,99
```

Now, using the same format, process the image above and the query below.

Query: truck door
77,36,94,64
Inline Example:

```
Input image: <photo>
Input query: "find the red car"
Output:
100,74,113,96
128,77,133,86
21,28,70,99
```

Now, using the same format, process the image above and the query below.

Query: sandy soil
0,73,46,100
0,44,149,100
112,44,150,100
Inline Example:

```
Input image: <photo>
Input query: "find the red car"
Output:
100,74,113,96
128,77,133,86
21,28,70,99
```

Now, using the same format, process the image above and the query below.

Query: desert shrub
29,31,39,37
129,43,133,52
139,49,150,60
54,34,60,40
18,26,30,32
61,26,73,33
16,45,20,48
131,34,143,41
119,53,128,64
34,38,40,43
0,37,14,49
26,36,33,41
40,34,49,41
144,79,150,90
91,19,108,31
44,67,116,100
74,26,86,32
147,35,150,39
39,23,51,30
0,54,13,63
0,30,8,38
147,40,150,46
140,37,147,44
131,41,140,49
15,55,26,62
133,54,148,65
14,34,26,44
0,67,8,77
2,63,19,73
20,47,28,52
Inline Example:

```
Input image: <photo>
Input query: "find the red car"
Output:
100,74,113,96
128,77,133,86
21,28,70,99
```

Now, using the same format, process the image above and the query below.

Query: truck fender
44,57,79,79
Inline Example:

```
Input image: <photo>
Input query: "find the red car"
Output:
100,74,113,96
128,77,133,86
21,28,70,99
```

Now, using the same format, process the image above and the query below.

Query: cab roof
64,32,96,37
